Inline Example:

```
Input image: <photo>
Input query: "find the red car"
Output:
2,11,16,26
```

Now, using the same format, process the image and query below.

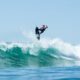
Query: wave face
0,39,80,67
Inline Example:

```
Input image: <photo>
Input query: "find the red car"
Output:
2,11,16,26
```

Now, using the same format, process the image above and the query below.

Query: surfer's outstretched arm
39,25,48,34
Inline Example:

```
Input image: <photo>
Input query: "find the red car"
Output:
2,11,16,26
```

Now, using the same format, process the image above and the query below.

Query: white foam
0,38,80,60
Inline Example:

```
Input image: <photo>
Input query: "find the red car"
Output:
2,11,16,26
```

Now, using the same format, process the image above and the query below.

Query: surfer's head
42,25,48,29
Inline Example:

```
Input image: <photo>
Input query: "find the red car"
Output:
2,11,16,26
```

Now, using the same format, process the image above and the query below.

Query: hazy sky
0,0,80,44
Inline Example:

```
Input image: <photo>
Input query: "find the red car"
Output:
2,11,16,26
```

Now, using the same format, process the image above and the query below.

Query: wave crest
0,39,80,67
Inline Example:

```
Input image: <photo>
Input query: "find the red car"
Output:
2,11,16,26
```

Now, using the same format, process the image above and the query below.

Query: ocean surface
0,39,80,80
0,67,80,80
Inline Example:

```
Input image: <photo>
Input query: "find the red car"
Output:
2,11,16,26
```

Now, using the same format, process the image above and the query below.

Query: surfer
35,25,48,40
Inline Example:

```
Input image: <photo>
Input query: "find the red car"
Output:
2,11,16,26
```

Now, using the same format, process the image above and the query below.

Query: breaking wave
0,39,80,68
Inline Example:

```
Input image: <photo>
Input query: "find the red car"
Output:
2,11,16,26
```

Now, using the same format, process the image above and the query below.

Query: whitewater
0,38,80,67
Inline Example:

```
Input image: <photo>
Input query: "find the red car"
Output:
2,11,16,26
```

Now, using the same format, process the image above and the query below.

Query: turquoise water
0,40,80,80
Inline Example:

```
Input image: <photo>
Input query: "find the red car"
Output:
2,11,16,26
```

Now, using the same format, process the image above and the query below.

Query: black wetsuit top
35,27,45,35
35,27,39,34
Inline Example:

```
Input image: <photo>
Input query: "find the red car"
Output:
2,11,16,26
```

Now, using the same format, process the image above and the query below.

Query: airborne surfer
35,25,48,40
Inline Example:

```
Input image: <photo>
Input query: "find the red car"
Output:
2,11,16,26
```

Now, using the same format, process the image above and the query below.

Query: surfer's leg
39,28,45,34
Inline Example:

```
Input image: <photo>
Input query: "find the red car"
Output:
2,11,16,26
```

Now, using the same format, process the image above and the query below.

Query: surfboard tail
36,34,40,40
